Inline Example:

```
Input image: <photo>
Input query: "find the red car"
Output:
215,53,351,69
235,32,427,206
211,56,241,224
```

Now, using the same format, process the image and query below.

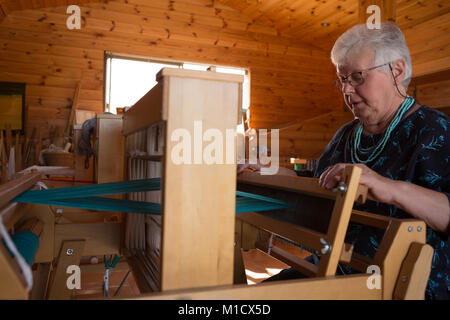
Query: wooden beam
54,223,120,258
373,219,427,299
159,70,241,291
0,238,28,299
393,242,433,300
30,263,52,300
238,212,326,254
233,219,248,285
410,69,450,86
255,240,318,277
0,172,41,209
122,83,162,136
238,171,368,204
128,273,382,300
1,202,27,230
47,240,85,300
317,166,362,276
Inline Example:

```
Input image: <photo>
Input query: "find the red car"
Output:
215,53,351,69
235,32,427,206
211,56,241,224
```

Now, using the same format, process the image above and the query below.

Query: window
103,52,249,116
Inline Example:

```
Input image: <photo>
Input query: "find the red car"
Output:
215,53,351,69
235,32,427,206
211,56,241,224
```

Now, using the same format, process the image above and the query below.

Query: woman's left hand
318,163,396,204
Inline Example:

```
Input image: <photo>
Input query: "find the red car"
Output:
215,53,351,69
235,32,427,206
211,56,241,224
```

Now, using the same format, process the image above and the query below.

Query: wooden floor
64,243,306,299
242,248,290,284
242,236,312,284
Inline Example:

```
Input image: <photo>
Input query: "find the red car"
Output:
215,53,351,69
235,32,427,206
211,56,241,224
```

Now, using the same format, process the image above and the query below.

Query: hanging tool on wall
24,127,36,168
65,82,81,139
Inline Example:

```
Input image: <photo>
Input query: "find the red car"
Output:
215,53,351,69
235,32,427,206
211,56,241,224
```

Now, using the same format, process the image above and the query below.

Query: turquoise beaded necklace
351,95,415,164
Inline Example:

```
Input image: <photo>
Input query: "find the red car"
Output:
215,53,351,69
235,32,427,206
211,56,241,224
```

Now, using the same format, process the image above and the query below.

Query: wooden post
30,263,52,300
317,166,362,276
160,69,242,291
47,240,85,300
0,241,29,299
234,219,249,285
0,130,7,183
373,220,427,299
393,242,433,300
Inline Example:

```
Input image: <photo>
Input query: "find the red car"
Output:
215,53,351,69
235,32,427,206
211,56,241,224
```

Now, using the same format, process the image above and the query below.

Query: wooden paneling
0,0,447,136
219,0,450,82
409,70,450,114
277,109,354,159
0,0,338,134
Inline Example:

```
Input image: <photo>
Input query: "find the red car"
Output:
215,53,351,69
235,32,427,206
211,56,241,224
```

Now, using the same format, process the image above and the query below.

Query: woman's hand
237,160,297,176
237,160,262,175
319,163,450,234
318,163,396,204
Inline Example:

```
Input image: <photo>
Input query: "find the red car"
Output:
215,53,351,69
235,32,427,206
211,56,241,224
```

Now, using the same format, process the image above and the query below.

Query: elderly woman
254,22,450,300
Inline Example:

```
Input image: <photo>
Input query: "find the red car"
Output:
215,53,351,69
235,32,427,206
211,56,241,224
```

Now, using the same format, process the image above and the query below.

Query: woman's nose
342,81,355,94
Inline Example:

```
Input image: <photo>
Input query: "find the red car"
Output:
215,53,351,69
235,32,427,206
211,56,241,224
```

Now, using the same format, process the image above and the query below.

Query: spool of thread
10,231,40,266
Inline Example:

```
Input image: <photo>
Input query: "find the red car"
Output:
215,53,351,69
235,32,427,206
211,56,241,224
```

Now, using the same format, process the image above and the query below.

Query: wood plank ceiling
2,1,449,52
218,0,450,77
1,1,448,78
0,0,449,130
218,0,450,48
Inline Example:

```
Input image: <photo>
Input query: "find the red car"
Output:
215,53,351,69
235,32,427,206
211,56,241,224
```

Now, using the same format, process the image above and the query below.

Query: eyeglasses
333,62,392,90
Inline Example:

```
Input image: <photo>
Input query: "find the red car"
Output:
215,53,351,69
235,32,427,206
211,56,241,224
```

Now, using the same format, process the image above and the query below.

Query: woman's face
337,49,397,128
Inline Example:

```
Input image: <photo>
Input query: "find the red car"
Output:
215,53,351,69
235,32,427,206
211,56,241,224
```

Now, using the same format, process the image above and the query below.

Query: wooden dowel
255,240,318,277
0,172,41,209
237,171,368,203
238,212,325,252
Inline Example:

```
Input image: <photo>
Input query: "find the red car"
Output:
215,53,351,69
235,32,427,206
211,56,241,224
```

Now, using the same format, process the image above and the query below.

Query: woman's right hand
237,160,261,175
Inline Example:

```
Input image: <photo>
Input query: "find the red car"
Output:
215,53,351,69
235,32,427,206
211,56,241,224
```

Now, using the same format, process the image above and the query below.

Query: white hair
331,22,412,89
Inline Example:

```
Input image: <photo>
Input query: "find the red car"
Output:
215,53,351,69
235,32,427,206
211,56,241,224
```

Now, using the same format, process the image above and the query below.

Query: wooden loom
120,68,433,300
0,68,434,300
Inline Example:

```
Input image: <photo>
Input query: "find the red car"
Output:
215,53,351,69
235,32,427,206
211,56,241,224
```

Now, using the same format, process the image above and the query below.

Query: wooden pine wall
0,0,340,140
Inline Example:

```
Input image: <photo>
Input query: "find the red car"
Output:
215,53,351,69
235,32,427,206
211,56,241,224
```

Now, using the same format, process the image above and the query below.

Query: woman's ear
391,59,406,82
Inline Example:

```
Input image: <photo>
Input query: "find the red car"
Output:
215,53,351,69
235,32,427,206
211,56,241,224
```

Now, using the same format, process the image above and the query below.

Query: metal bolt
408,226,413,232
417,226,423,232
320,238,332,255
56,208,63,214
402,276,407,283
66,248,73,256
332,182,347,194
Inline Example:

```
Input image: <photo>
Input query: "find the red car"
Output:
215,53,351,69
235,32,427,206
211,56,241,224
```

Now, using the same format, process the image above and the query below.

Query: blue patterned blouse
314,105,450,300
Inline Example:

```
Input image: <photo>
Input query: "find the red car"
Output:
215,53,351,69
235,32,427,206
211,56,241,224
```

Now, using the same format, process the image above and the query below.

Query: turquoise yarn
351,96,415,164
10,231,40,266
13,178,292,215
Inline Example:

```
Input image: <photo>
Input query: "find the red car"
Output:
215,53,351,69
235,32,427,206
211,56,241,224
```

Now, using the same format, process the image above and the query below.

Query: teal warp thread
13,178,161,202
351,96,415,164
13,178,291,215
16,196,290,215
10,231,39,266
33,197,163,214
